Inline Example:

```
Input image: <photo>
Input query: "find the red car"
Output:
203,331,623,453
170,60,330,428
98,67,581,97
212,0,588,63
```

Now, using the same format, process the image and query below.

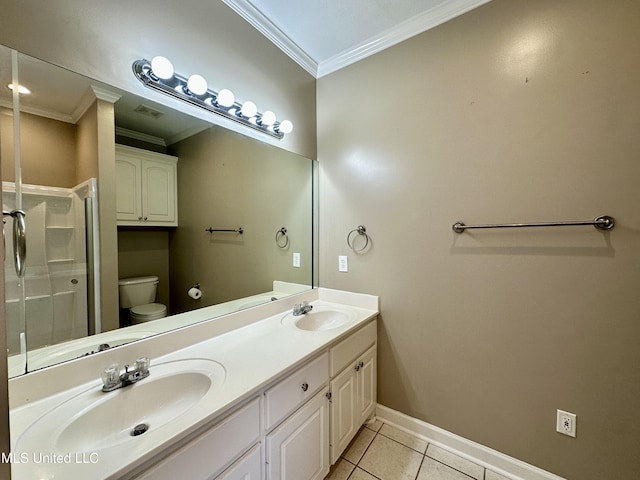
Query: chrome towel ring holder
347,225,369,252
276,227,289,248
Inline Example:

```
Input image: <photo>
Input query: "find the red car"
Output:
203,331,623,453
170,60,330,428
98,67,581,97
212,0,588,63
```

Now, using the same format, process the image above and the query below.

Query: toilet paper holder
192,283,200,289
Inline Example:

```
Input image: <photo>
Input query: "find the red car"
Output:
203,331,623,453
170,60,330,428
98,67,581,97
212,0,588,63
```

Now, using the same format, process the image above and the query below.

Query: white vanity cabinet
116,144,178,226
131,318,377,480
329,321,377,464
265,387,330,480
216,444,262,480
264,352,331,480
133,398,261,480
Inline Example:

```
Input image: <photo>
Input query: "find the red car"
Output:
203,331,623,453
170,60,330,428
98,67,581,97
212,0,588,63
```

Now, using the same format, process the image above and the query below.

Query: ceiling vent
133,104,165,119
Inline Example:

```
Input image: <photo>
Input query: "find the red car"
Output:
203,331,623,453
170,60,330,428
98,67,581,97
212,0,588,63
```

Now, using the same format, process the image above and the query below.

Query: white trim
222,0,318,77
165,123,211,146
71,85,121,123
223,0,492,78
0,98,75,124
376,404,566,480
317,0,493,77
115,127,166,147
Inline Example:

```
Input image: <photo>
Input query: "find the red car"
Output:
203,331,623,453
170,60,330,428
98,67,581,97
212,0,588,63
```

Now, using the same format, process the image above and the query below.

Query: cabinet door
116,156,142,222
216,444,261,480
266,387,330,480
357,345,377,425
329,364,357,464
142,159,177,224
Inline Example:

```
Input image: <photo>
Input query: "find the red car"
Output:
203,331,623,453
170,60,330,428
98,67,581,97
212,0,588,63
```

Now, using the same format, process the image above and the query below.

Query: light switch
338,255,348,272
293,252,301,267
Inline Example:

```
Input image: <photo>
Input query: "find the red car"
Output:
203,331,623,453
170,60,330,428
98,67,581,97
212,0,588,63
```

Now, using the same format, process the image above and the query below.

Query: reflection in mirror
1,47,316,378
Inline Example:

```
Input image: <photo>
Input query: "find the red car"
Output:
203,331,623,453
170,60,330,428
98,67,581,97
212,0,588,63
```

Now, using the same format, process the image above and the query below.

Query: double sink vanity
8,288,378,479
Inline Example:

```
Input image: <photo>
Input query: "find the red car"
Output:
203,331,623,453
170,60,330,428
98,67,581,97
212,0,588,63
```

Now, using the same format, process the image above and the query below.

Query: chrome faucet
101,357,150,392
292,301,313,316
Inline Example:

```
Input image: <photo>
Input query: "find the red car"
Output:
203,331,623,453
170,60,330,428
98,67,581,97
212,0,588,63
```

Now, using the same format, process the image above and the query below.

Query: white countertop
8,288,378,479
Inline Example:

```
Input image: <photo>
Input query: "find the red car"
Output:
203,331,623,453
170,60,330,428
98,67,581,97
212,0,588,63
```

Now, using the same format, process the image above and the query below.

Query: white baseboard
375,404,566,480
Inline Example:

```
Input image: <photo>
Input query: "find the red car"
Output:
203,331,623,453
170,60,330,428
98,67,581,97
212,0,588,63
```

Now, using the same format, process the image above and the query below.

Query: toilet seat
130,303,167,323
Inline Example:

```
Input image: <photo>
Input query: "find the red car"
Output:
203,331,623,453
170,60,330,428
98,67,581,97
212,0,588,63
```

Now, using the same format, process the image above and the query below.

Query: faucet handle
135,357,150,375
101,364,120,389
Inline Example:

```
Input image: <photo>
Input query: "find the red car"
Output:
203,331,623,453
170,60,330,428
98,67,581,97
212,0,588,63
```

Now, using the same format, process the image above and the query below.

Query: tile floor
325,420,513,480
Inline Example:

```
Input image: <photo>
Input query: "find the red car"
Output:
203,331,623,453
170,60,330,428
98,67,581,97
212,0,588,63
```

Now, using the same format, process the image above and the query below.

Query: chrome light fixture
133,56,293,139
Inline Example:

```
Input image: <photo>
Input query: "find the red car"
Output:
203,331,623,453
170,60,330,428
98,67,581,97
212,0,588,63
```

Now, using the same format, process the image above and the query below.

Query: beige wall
170,126,313,313
0,109,76,187
318,1,640,479
76,102,99,184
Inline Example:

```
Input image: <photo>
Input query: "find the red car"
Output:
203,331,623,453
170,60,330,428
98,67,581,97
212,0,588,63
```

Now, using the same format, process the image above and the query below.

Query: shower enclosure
3,179,100,364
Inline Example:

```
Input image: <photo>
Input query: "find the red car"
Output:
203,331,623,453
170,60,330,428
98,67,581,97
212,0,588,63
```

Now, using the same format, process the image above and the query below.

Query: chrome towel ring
347,225,369,252
276,227,289,248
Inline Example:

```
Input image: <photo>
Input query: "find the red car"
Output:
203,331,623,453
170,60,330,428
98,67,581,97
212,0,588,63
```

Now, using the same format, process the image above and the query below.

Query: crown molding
115,127,166,147
71,85,121,123
318,0,492,77
223,0,318,77
0,99,75,123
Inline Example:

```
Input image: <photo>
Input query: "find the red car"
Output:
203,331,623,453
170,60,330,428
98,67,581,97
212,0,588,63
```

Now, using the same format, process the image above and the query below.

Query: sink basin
282,305,356,331
16,358,226,453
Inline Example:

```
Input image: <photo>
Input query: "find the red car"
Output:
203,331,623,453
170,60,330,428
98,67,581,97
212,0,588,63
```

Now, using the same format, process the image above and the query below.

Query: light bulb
240,101,257,118
216,89,235,107
187,74,208,95
278,120,293,134
8,83,31,95
260,110,276,126
150,56,174,80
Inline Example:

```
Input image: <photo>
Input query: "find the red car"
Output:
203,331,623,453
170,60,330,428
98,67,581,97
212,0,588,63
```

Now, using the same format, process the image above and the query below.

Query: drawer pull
355,364,361,372
301,382,309,392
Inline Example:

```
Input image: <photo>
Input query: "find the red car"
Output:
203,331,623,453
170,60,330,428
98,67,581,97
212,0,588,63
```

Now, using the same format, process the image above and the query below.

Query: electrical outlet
293,252,301,268
556,409,577,437
338,255,348,272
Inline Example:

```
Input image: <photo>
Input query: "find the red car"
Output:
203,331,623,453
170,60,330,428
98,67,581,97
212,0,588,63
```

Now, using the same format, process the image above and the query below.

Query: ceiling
224,0,492,77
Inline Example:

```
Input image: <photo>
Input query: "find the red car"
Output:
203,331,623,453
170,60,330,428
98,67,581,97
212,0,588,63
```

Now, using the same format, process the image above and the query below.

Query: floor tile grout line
332,421,510,480
349,465,384,480
376,428,429,455
413,450,428,480
424,454,480,480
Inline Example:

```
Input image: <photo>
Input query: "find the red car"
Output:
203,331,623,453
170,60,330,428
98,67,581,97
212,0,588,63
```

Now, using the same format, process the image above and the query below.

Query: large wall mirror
0,45,317,378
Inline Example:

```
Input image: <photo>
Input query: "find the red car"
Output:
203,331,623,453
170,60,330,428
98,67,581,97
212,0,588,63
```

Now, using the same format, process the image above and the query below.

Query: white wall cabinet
116,144,178,226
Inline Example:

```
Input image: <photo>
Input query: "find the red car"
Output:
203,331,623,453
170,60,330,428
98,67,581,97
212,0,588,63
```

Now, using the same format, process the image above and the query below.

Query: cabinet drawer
330,320,377,377
135,397,260,480
264,352,329,431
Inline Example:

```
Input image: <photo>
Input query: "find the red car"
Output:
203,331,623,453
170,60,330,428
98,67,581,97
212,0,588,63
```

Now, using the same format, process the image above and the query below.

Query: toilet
118,276,167,324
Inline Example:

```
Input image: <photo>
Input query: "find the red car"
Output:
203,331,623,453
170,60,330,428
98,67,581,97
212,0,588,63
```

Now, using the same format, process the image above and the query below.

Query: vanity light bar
132,57,293,139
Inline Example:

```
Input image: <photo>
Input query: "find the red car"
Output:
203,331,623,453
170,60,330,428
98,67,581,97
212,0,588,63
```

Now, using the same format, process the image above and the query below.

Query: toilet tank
118,276,159,308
